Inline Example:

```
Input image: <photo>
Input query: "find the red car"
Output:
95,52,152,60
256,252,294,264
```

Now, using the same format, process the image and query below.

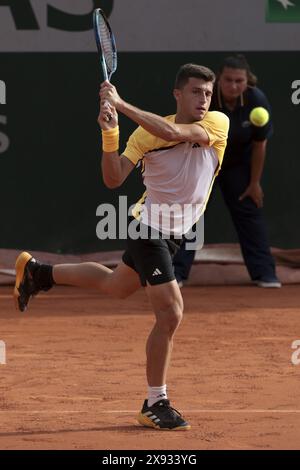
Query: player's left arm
100,81,210,145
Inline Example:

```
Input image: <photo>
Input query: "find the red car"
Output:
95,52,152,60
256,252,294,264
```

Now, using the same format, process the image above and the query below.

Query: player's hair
175,64,216,89
218,54,258,86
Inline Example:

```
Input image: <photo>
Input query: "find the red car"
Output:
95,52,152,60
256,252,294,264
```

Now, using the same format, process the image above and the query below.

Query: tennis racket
93,8,117,82
93,8,117,121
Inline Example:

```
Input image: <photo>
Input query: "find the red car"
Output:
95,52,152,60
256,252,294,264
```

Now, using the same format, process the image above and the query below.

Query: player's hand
98,101,118,130
239,182,264,208
100,81,122,109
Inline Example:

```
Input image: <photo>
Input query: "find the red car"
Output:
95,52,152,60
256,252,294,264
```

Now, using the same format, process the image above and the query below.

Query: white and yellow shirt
123,112,229,236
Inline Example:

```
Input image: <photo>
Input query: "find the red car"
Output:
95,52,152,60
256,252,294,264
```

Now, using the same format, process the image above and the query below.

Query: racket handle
100,61,112,121
101,98,113,122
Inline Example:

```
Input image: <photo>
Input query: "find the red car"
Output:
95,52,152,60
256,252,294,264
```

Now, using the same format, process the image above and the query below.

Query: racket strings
98,19,115,73
93,9,117,81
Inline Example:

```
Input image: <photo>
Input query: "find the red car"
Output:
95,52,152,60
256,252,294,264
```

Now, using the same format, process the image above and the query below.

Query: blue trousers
173,164,276,281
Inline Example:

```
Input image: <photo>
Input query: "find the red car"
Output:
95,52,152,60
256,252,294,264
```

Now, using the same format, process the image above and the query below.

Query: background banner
0,0,300,51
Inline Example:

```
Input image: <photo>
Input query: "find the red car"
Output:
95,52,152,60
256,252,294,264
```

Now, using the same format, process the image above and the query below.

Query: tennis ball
249,107,269,127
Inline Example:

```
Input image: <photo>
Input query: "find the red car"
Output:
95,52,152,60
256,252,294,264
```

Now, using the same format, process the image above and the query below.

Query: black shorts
122,219,183,287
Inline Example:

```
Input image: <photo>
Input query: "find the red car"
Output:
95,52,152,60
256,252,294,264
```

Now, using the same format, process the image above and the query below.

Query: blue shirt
210,86,273,169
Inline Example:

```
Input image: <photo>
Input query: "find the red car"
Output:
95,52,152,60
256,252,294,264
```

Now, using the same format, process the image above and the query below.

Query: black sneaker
14,252,41,312
137,399,191,431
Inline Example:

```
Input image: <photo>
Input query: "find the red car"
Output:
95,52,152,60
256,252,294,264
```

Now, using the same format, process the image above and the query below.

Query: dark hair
218,54,257,86
175,63,216,89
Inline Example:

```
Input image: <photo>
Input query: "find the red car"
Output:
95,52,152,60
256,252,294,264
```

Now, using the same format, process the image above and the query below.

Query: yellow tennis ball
249,107,269,127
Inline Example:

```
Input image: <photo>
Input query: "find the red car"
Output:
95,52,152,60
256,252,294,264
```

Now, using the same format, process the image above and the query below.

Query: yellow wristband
102,126,119,153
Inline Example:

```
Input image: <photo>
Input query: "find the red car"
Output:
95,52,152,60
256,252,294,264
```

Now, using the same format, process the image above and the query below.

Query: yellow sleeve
122,115,179,165
122,126,157,165
198,111,230,164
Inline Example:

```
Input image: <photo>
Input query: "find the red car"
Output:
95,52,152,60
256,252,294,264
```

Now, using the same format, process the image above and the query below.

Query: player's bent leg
137,280,190,431
53,261,141,299
14,251,141,312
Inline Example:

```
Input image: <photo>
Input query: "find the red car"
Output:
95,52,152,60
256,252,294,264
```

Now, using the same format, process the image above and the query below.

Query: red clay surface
0,285,300,450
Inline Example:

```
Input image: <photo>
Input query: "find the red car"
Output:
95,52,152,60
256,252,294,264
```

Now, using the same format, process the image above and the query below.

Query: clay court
0,284,299,450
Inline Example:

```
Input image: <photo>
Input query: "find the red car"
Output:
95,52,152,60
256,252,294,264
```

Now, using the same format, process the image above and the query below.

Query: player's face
174,77,213,121
219,67,248,100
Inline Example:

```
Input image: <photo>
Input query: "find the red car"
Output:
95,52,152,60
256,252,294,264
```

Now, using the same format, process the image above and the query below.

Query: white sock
147,385,167,407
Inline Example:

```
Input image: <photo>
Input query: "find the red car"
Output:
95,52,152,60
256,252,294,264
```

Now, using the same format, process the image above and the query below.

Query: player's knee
156,301,183,335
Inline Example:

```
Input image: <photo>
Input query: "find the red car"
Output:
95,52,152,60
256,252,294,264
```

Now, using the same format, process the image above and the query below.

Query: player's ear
173,88,181,103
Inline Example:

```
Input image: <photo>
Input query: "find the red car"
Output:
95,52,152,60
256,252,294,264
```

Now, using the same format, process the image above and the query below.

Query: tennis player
14,64,229,431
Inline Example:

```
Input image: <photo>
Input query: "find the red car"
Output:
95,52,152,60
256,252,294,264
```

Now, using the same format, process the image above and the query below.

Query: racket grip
102,99,113,122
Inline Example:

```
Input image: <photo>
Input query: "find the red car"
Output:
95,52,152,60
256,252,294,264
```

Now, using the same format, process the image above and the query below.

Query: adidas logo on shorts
152,268,162,276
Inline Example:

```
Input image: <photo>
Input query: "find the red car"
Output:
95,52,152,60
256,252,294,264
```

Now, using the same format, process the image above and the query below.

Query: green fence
0,52,299,252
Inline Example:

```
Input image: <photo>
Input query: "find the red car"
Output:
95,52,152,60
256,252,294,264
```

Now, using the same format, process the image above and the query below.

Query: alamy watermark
0,79,6,104
0,78,9,154
291,340,300,366
291,80,300,105
96,196,204,250
0,340,6,365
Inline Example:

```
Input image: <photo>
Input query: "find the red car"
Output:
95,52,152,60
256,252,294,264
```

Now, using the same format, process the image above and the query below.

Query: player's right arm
98,101,135,189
